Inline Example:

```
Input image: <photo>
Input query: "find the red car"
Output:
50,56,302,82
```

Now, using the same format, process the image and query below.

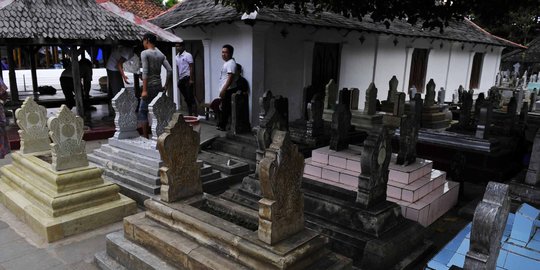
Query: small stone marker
330,88,351,151
437,87,446,105
307,93,324,137
525,128,540,186
464,182,510,270
324,79,338,110
410,86,417,100
258,130,305,245
256,93,288,176
231,90,251,134
47,105,88,171
157,113,201,202
364,83,377,115
16,97,50,153
350,87,360,110
458,85,464,103
394,92,406,117
387,76,399,103
475,103,492,140
149,92,176,141
425,79,436,107
357,126,392,208
507,97,517,117
112,88,139,139
397,94,422,166
474,93,486,119
259,90,273,121
460,91,473,129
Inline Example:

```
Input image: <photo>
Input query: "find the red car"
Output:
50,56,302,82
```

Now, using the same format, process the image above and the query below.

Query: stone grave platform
0,100,136,242
350,111,384,131
96,195,351,270
386,155,459,226
421,105,450,129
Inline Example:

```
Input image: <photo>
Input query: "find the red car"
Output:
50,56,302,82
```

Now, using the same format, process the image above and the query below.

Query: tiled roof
151,0,522,48
502,37,540,63
0,0,148,42
108,0,166,19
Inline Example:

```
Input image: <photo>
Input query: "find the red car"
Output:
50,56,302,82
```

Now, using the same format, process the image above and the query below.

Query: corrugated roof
151,0,523,48
0,0,180,44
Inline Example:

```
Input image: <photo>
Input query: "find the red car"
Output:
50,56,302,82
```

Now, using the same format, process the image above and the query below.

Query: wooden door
310,43,340,118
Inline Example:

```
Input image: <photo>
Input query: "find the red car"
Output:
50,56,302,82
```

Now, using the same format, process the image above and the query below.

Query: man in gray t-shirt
139,33,172,138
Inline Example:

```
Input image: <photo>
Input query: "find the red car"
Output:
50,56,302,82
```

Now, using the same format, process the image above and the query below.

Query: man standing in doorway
139,33,173,138
217,44,237,131
175,42,196,116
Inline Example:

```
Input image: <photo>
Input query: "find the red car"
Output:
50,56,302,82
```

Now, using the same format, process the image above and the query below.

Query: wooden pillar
16,48,21,69
70,47,87,123
6,46,18,102
29,46,39,100
45,46,50,68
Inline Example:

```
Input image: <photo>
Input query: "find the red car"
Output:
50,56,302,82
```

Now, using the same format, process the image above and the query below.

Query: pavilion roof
0,0,180,45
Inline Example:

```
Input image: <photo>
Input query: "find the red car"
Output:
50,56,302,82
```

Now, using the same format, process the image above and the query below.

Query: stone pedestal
0,151,136,242
350,111,384,131
386,155,459,226
421,105,450,129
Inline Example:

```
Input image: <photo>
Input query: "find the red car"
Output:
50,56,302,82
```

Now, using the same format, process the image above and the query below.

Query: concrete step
96,231,176,270
100,144,161,169
89,152,160,186
123,213,250,270
95,146,161,176
101,167,160,196
198,151,252,175
200,164,213,175
201,169,221,182
210,137,257,161
102,174,157,206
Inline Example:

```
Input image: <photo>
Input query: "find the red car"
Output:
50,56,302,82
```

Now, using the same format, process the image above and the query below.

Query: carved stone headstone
394,92,406,117
112,88,139,139
458,85,464,103
349,88,360,110
149,92,176,141
397,94,422,165
409,86,417,101
520,102,529,123
464,182,510,270
488,87,502,109
387,76,399,102
530,92,537,112
256,93,289,176
47,105,88,171
307,93,324,137
364,83,377,115
515,89,525,113
324,79,338,110
15,97,50,154
459,91,473,129
157,113,201,202
258,130,304,245
357,126,392,208
475,103,492,140
525,129,540,186
259,90,273,121
474,93,486,120
507,97,517,117
437,87,446,105
330,89,351,151
424,79,436,107
231,90,251,135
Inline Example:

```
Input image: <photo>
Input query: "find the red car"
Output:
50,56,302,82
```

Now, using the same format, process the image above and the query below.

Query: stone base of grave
0,151,136,242
223,145,432,269
89,137,232,206
95,195,352,270
350,111,384,132
507,171,540,208
289,120,329,148
323,109,334,122
209,132,259,162
380,100,394,114
386,155,459,226
421,106,450,129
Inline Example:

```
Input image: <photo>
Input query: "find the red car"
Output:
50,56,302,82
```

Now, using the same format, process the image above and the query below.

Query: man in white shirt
106,46,133,97
175,42,196,116
217,44,237,130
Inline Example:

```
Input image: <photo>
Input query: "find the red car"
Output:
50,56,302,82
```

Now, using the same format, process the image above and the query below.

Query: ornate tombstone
459,91,474,129
364,83,378,115
475,103,492,140
258,130,305,244
149,92,176,141
394,92,406,117
330,88,352,151
157,113,201,202
464,182,510,270
307,93,324,137
437,87,446,105
259,90,273,121
488,87,502,109
231,90,251,135
474,93,486,121
15,97,49,153
387,76,399,103
458,85,464,103
112,88,139,139
324,79,338,110
47,105,88,171
397,94,422,165
424,79,436,107
409,86,417,100
530,91,538,112
349,87,360,110
357,126,392,208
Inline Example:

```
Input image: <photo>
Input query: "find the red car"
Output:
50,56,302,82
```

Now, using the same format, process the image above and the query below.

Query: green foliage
164,0,179,8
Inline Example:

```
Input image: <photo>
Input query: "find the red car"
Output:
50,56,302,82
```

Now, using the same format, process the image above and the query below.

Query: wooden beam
70,47,86,122
16,48,21,69
29,46,39,100
6,46,18,102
